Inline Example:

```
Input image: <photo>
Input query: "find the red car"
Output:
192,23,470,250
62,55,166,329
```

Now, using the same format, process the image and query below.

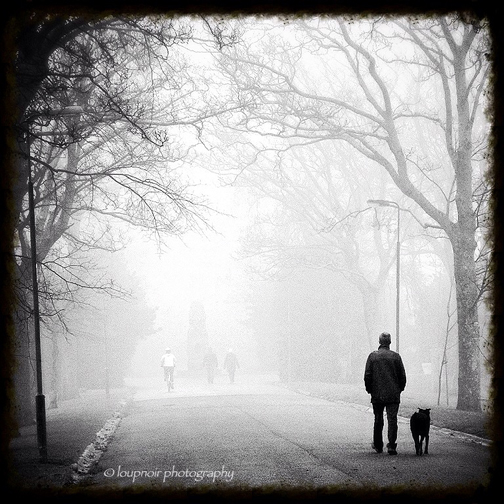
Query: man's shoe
387,443,397,455
372,444,383,453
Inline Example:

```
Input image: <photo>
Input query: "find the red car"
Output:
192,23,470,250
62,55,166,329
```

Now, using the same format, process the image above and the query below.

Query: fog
18,16,491,418
64,156,490,407
124,184,260,378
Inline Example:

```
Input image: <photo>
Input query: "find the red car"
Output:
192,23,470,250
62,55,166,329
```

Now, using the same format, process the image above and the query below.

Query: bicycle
164,366,174,392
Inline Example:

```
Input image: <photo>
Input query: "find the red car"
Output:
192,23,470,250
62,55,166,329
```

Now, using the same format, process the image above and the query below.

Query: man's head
165,347,171,353
378,332,391,346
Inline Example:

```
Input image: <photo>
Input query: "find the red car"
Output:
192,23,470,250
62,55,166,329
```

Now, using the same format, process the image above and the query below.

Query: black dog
410,408,430,455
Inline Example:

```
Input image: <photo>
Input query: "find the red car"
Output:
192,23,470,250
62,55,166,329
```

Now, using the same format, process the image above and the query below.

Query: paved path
85,375,491,492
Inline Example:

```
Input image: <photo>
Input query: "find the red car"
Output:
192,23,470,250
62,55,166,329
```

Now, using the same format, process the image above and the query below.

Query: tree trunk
452,237,482,411
12,317,36,426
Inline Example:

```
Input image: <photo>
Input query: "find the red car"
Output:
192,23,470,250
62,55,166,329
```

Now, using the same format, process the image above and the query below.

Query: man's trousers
372,402,399,450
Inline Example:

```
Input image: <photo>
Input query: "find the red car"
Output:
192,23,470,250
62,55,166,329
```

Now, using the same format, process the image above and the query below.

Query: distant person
364,332,407,455
203,347,218,384
223,348,240,384
161,347,176,391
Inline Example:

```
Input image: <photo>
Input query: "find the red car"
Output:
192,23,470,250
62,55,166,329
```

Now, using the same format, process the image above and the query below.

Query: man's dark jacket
364,345,407,404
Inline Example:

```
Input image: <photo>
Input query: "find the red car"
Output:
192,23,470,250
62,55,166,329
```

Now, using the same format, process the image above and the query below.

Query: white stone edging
70,398,129,483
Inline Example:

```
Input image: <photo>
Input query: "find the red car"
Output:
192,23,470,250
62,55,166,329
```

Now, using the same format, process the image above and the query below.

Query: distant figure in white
223,348,239,384
161,348,176,391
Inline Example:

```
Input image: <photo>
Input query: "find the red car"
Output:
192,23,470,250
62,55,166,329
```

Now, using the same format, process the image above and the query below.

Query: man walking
161,347,176,391
203,347,218,384
364,332,407,455
223,348,239,384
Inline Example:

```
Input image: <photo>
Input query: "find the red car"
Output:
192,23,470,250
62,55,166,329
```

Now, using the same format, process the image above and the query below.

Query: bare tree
9,14,238,424
213,15,490,411
212,138,393,346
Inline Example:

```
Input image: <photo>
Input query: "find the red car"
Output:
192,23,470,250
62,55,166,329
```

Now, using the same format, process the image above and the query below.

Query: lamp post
25,105,83,462
26,132,48,463
368,199,401,354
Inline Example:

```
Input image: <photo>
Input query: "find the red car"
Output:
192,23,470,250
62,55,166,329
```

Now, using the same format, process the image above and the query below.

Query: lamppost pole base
36,393,48,463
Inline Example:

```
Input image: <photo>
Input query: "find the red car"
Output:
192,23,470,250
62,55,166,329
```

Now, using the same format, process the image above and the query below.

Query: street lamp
25,105,83,462
26,132,48,463
368,199,401,354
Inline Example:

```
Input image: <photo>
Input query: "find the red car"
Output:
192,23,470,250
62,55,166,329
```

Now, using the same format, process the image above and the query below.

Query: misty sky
123,176,257,376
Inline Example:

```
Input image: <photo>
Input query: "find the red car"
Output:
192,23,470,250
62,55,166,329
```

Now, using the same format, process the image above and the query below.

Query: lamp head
367,199,397,208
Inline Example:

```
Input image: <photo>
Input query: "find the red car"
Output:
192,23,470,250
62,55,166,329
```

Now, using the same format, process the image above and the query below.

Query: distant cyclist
161,348,176,391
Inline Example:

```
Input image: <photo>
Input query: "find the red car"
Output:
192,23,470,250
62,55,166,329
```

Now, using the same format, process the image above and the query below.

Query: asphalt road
86,373,491,493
